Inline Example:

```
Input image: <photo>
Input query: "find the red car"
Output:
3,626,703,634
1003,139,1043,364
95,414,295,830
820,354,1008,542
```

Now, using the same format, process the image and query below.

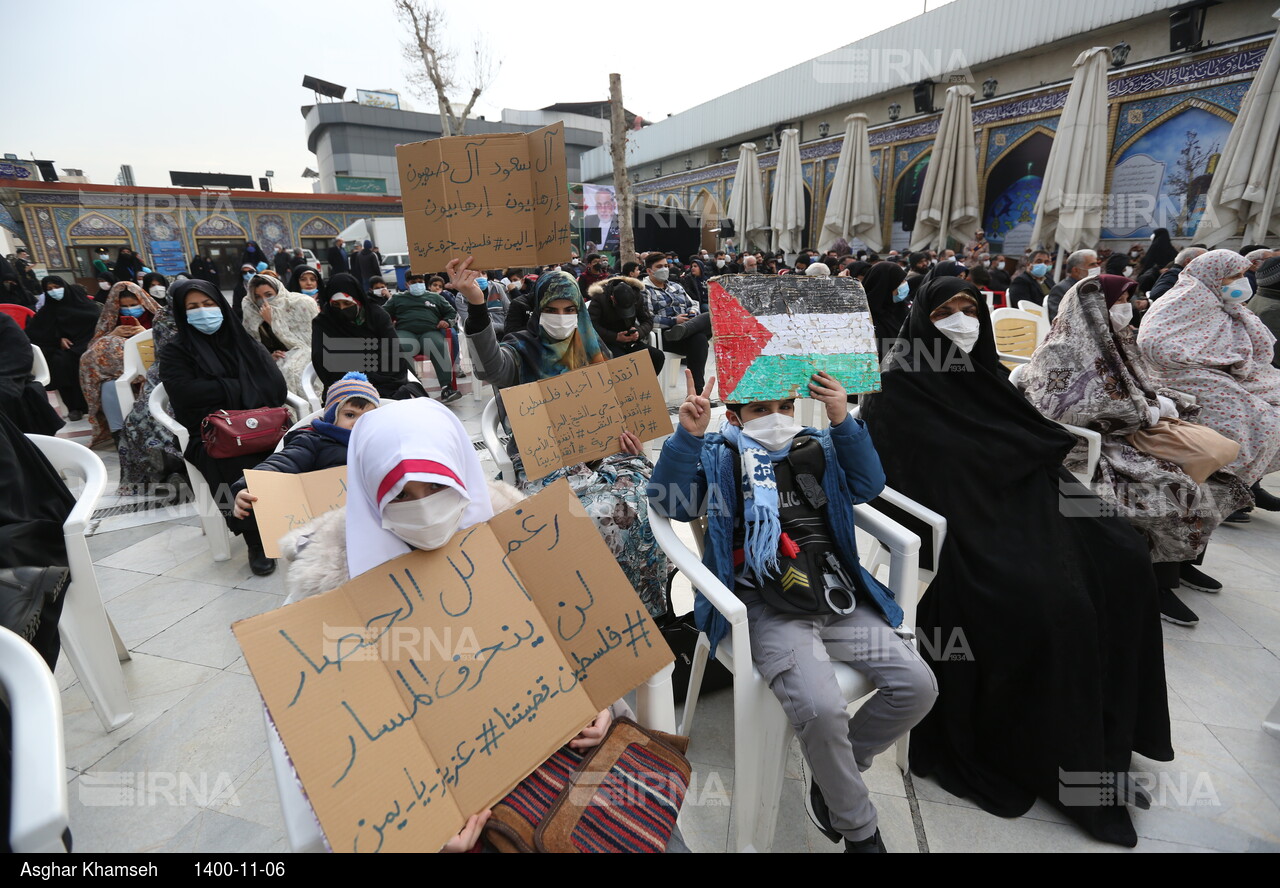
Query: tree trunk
609,73,635,264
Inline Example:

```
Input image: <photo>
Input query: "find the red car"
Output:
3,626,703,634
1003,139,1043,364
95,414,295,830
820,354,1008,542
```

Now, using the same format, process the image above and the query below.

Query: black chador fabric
25,276,101,413
311,273,408,399
861,261,909,356
0,313,63,435
0,412,74,667
860,276,1172,847
159,280,287,532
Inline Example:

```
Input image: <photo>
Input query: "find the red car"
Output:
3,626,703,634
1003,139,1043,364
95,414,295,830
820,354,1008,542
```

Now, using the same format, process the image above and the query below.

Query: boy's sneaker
804,773,843,845
440,386,463,404
1179,563,1222,593
845,828,886,853
1159,589,1198,626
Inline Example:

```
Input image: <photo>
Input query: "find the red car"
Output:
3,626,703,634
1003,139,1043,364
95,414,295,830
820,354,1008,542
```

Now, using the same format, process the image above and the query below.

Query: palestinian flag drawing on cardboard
708,274,881,403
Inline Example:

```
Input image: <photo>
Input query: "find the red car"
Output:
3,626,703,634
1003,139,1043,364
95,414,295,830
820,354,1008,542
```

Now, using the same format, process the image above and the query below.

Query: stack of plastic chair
26,435,134,732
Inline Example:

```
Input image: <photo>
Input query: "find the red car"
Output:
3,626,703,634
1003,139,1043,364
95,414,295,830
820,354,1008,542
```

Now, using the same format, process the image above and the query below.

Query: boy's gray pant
739,590,938,842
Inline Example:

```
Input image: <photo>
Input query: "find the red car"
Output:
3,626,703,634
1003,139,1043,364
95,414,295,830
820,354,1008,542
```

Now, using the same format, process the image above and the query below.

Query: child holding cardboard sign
229,372,380,559
648,370,937,853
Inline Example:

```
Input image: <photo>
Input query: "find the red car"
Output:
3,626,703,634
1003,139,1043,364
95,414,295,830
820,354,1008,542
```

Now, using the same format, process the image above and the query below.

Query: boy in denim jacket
648,370,937,852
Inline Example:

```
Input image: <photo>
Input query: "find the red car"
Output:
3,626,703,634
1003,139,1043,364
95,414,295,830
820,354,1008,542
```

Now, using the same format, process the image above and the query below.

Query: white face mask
739,412,802,452
149,285,167,299
1109,301,1133,331
715,259,726,269
934,312,981,354
539,313,579,341
1221,279,1253,303
381,488,468,551
1086,265,1101,278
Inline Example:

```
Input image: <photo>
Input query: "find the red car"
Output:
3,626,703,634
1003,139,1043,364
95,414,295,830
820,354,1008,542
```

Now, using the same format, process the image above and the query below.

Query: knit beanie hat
1257,257,1280,290
323,372,380,423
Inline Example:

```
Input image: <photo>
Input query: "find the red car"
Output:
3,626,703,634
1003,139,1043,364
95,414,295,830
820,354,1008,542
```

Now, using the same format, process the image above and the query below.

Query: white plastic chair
149,383,233,562
1006,364,1103,485
648,328,685,405
979,289,996,314
112,328,154,418
481,396,516,484
0,626,69,851
991,306,1049,354
31,344,51,387
655,492,928,852
26,435,134,732
1017,299,1044,318
273,410,323,453
299,363,323,414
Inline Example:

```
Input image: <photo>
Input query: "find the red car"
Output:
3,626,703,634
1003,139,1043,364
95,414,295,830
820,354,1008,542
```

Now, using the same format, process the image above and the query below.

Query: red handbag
200,407,291,459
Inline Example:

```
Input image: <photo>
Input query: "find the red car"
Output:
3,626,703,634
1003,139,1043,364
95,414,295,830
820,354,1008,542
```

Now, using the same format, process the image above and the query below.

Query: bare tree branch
395,0,498,137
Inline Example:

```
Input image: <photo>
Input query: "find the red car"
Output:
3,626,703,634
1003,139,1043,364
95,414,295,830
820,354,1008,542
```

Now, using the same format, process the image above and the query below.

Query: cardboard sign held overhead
396,122,572,269
232,479,672,854
244,466,348,558
500,353,669,481
708,274,881,403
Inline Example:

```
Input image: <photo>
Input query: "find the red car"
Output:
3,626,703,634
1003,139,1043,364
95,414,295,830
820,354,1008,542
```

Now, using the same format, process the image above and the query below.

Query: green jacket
385,289,456,335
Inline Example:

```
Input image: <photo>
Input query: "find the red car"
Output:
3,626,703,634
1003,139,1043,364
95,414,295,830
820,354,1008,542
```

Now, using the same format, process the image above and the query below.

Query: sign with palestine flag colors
708,275,880,402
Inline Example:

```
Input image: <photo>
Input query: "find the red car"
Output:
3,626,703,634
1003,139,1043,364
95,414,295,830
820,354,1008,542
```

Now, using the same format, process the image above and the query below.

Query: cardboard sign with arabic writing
232,479,672,853
396,123,572,269
500,353,670,480
708,274,881,402
244,467,348,558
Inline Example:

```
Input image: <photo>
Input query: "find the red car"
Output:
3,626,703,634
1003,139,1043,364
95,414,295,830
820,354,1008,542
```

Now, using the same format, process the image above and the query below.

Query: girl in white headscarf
241,272,318,402
1135,249,1280,517
277,397,633,852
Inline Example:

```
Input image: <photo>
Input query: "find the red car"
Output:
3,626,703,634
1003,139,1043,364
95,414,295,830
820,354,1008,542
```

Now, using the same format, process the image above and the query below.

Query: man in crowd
1148,246,1205,301
905,251,932,298
327,237,350,276
1045,249,1099,321
576,252,610,296
273,244,292,278
643,251,710,392
1007,250,1055,306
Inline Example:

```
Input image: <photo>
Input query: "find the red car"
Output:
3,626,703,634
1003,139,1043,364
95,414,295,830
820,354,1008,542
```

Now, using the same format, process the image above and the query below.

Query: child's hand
808,371,848,426
678,371,716,438
441,810,491,852
232,489,257,520
569,708,613,750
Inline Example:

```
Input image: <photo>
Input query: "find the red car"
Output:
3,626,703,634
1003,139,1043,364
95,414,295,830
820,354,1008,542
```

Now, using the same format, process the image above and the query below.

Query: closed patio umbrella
1194,9,1280,246
910,85,980,252
770,129,805,256
728,142,769,252
1030,46,1110,263
819,113,882,253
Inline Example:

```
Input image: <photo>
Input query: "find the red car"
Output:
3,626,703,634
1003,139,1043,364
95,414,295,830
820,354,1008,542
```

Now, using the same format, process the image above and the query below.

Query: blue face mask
302,288,319,297
243,272,254,281
1031,263,1050,277
408,282,427,296
477,278,489,292
893,281,910,303
187,307,224,334
48,287,65,301
120,305,145,317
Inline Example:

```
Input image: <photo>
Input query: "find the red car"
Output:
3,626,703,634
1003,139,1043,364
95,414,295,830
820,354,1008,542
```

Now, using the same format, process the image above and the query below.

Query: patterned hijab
505,270,606,383
1018,276,1157,435
1136,249,1274,372
93,281,161,339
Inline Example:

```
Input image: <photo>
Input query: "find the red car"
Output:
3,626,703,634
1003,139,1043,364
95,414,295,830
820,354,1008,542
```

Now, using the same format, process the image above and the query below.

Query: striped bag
483,718,691,853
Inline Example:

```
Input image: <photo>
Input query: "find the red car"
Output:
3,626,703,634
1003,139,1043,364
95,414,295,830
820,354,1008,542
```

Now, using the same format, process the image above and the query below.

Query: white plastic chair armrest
871,485,947,572
649,511,747,628
851,503,921,633
149,383,189,450
26,435,106,537
285,392,309,420
997,351,1031,364
1059,422,1102,480
0,626,67,853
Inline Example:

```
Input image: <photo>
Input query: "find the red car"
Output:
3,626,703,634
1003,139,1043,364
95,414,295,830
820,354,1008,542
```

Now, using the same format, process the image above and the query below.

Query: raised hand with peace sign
677,370,717,438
